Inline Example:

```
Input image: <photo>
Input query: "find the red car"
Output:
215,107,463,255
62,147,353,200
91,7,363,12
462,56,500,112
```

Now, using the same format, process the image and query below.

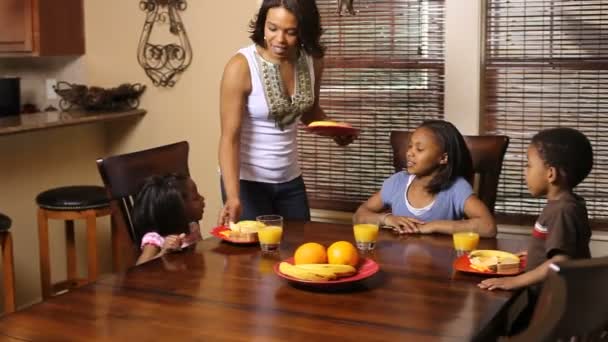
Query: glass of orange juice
452,231,480,256
353,223,379,251
256,215,283,253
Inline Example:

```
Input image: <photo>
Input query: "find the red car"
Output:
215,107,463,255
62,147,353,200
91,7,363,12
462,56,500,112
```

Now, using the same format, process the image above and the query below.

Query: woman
218,0,352,225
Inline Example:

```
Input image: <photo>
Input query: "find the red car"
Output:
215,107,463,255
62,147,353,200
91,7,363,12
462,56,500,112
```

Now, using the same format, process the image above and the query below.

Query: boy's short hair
531,127,593,188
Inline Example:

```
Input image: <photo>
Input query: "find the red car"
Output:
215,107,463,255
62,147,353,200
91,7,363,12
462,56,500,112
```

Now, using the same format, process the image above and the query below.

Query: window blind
299,0,445,211
484,0,608,225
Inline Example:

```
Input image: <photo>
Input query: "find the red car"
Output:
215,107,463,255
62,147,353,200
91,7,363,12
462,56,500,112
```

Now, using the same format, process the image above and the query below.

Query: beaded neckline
255,49,314,130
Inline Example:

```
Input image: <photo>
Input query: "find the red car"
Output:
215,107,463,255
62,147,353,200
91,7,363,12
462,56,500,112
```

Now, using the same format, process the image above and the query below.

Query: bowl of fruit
274,241,379,287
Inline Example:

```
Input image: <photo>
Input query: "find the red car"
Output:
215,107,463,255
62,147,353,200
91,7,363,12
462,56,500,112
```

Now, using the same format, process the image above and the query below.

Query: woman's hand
333,135,356,146
385,215,425,234
218,197,241,226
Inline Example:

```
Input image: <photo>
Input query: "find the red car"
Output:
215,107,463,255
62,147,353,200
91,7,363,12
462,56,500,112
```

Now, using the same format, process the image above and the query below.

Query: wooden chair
390,131,509,214
505,256,608,342
0,213,15,313
96,141,190,270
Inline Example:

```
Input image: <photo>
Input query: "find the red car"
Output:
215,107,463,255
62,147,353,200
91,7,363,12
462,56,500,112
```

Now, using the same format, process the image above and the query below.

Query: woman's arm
478,254,569,290
136,244,161,265
218,54,251,225
418,195,497,237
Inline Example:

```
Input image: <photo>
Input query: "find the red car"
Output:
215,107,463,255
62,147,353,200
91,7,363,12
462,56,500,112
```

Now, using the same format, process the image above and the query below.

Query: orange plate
274,257,379,287
211,226,259,245
305,124,360,137
453,254,526,276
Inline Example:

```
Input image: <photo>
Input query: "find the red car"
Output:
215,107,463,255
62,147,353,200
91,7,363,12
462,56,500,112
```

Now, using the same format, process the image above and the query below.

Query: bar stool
36,186,111,300
0,213,15,313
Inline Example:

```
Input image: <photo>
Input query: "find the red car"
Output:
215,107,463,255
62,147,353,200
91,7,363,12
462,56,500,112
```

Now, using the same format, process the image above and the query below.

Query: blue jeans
220,176,311,221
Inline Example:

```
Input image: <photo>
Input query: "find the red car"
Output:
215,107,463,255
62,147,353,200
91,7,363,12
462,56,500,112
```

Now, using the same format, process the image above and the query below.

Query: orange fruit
294,242,327,264
327,241,359,267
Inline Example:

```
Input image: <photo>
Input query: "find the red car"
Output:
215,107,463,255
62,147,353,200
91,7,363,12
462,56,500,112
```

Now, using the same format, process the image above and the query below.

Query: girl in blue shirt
354,120,497,237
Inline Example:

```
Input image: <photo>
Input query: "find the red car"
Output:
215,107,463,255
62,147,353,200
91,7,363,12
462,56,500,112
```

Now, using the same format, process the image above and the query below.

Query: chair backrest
390,131,509,214
96,141,190,267
506,256,608,342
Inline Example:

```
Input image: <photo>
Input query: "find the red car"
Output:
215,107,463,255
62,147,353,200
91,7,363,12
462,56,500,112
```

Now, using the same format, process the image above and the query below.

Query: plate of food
305,121,360,137
274,257,379,287
211,220,264,244
453,250,525,276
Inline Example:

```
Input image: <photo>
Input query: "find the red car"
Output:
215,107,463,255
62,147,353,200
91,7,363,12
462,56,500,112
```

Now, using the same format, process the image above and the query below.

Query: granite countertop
0,109,146,136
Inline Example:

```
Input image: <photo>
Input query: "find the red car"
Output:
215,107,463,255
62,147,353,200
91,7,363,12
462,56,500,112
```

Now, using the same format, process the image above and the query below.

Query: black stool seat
36,186,109,210
0,213,11,231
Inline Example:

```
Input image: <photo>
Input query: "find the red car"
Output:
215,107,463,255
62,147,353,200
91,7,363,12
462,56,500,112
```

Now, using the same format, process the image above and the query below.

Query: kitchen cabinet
0,0,84,56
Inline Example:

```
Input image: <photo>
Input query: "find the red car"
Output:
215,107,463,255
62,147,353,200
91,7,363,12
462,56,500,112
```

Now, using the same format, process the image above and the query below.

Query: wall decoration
54,82,146,111
138,0,193,87
337,0,357,16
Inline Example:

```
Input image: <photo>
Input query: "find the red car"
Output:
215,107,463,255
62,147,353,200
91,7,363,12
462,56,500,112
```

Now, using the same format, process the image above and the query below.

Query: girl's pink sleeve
141,232,164,249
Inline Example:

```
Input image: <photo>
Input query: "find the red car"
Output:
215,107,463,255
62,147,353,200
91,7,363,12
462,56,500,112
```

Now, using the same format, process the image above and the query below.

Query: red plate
274,257,379,286
305,124,360,137
453,254,526,276
211,226,259,245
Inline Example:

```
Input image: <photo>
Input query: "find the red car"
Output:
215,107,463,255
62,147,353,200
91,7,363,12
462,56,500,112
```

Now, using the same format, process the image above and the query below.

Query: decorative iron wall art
337,0,357,16
138,0,193,87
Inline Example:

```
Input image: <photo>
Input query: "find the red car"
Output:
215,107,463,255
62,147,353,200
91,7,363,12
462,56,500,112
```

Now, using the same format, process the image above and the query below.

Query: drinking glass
452,231,480,257
256,215,283,253
353,223,379,251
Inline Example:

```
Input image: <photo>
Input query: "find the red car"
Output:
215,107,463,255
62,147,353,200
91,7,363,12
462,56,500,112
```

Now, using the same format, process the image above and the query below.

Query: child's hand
417,222,439,234
162,234,185,252
185,222,203,245
385,215,425,234
478,276,521,291
516,251,528,258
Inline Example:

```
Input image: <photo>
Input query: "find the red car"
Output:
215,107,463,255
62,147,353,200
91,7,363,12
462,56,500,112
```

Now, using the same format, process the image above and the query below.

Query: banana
279,262,358,281
469,250,519,273
279,262,333,281
295,264,357,277
229,220,264,233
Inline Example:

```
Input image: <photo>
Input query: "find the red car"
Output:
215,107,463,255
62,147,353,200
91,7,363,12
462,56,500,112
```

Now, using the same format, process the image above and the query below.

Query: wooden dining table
0,221,527,341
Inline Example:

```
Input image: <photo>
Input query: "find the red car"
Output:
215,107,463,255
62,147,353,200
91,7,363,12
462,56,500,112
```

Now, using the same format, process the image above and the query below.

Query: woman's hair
417,120,473,194
531,127,593,188
132,173,191,246
249,0,325,58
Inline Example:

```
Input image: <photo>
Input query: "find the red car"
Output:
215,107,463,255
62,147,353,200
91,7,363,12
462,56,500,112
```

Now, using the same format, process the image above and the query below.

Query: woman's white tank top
237,44,315,183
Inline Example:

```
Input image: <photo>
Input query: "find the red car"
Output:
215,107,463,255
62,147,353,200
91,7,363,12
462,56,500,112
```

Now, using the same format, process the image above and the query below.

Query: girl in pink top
132,173,205,265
